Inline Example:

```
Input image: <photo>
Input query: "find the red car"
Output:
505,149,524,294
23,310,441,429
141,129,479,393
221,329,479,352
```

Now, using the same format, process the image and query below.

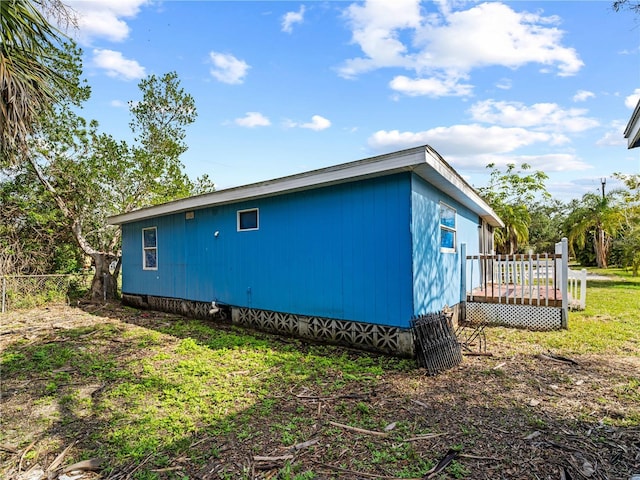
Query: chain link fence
1,274,92,313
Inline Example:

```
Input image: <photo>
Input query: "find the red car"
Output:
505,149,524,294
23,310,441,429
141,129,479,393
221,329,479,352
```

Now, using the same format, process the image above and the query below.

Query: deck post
556,238,569,328
580,268,587,310
460,243,467,319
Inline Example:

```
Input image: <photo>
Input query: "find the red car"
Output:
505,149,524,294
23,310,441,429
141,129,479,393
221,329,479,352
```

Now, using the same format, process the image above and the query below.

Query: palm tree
478,163,549,254
0,0,72,164
566,191,624,268
493,203,530,255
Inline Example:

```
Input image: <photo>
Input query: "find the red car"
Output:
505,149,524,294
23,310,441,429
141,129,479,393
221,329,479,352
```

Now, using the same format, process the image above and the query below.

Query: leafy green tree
562,198,594,265
565,189,625,269
0,167,81,275
477,163,550,254
527,198,569,253
23,44,213,299
612,0,640,14
0,0,75,164
612,173,640,274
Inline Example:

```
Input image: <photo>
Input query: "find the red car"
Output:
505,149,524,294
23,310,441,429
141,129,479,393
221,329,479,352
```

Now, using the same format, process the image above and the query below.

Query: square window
440,228,455,250
143,228,156,248
439,203,456,252
142,227,158,270
440,205,456,229
144,249,157,269
237,208,259,231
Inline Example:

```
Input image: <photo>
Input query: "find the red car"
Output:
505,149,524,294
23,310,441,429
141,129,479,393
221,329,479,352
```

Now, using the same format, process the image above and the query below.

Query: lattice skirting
121,293,229,321
232,307,414,357
121,294,413,356
466,302,564,330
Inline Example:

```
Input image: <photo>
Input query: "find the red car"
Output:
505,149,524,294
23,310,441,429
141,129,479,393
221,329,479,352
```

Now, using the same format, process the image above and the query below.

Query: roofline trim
624,98,640,149
422,146,503,227
108,145,504,228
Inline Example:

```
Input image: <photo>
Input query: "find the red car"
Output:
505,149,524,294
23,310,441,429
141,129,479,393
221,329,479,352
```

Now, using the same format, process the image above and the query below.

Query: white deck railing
460,238,586,329
554,238,588,311
567,267,587,310
464,251,564,306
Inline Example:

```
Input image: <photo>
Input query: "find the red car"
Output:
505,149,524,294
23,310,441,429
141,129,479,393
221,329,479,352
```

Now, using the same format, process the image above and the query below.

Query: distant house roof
624,98,640,149
108,145,504,228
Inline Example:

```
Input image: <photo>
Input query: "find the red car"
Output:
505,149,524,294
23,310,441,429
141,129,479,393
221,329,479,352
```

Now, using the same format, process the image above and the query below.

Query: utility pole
601,177,606,200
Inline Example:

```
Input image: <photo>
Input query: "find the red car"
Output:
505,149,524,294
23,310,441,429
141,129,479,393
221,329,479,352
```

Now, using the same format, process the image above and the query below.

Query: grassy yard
493,267,640,355
1,270,638,479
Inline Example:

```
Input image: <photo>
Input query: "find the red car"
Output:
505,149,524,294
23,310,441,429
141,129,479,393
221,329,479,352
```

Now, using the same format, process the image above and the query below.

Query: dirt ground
1,303,639,480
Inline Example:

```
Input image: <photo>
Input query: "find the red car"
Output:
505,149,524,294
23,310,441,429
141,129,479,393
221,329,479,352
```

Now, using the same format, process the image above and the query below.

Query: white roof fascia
420,146,504,228
108,147,423,225
108,145,503,228
624,98,640,149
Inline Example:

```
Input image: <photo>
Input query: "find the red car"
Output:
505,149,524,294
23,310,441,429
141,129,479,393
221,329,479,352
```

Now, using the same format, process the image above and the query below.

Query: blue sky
64,0,639,200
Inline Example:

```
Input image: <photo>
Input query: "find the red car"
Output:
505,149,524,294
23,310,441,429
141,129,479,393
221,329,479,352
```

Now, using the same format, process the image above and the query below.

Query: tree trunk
28,155,121,299
594,227,608,269
509,231,516,255
90,253,118,301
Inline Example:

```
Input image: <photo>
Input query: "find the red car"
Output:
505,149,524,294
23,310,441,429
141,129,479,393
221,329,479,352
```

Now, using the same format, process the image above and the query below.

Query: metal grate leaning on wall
410,312,462,375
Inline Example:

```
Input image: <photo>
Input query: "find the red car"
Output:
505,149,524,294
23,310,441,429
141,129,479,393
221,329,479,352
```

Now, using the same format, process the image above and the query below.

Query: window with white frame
142,227,158,269
439,203,456,252
237,208,259,231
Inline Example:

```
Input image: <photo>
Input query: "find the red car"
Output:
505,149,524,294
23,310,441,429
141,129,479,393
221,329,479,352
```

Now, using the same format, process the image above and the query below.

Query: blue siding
122,213,188,299
410,174,481,316
121,173,415,327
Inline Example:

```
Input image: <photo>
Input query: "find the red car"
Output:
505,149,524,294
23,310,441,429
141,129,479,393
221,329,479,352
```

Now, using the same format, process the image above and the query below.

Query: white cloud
110,99,127,108
301,115,331,131
389,75,473,97
369,98,601,175
284,115,332,131
282,5,305,33
596,121,628,147
454,153,591,173
339,1,583,97
209,51,250,84
625,88,640,109
339,0,421,78
500,154,592,172
66,0,148,44
415,3,583,76
367,124,591,173
596,130,627,147
92,49,146,80
550,176,623,200
368,124,553,156
495,78,512,90
469,100,599,133
573,90,595,102
235,112,271,128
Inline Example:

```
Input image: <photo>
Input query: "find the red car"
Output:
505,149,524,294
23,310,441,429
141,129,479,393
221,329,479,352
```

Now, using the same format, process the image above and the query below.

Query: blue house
108,145,502,356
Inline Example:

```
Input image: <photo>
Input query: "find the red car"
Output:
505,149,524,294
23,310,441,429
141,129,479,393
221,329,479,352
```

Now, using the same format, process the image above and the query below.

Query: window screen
142,227,157,269
237,209,259,231
439,203,456,252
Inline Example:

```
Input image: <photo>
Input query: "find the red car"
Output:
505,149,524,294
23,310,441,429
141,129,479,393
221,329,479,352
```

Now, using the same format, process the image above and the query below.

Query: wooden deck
461,240,583,329
467,283,563,307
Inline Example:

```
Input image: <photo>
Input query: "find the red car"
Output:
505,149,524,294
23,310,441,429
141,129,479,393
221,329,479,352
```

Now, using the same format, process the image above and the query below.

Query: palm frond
1,0,71,163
